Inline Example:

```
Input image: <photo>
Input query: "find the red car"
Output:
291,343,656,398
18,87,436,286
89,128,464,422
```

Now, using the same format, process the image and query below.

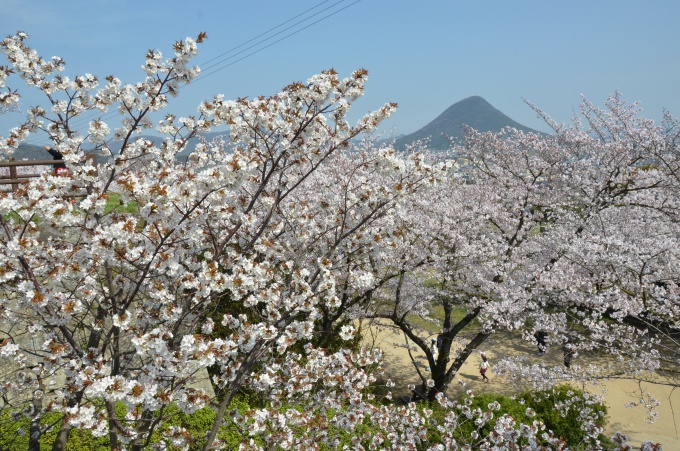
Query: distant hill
395,96,541,151
13,99,537,159
12,143,113,165
13,143,48,160
11,131,231,163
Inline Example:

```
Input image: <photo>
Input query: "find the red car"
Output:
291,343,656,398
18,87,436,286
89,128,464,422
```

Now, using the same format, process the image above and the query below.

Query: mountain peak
456,95,488,104
395,96,539,150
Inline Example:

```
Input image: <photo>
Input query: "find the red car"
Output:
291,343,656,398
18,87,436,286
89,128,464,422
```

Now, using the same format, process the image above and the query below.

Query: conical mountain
395,96,540,151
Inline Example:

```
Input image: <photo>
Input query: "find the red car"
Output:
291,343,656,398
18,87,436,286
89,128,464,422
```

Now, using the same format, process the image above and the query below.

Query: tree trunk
427,331,490,400
52,306,108,451
202,342,267,450
427,307,483,399
28,376,44,451
130,410,154,451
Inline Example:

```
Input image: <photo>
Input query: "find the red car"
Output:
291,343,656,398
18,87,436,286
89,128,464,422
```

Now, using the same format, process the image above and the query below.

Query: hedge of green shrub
0,385,609,450
519,385,609,447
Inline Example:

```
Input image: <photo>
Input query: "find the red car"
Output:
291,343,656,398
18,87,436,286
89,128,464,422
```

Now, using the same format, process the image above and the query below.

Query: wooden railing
0,154,98,194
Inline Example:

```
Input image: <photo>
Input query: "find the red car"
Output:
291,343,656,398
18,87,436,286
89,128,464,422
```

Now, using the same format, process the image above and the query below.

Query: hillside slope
395,96,540,151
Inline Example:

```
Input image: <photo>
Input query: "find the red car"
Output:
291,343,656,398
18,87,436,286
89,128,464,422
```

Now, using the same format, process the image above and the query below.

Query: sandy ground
361,320,680,450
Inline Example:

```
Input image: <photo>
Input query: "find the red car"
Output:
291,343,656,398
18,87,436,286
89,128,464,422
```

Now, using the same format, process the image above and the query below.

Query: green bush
0,386,609,449
519,385,609,448
0,403,223,450
449,386,608,449
0,410,110,451
452,392,529,444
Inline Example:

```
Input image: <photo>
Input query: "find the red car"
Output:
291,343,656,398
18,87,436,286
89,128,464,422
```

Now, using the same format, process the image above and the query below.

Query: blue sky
2,0,679,146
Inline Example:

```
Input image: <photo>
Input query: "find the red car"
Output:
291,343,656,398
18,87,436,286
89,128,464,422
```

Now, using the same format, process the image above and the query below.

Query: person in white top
479,352,490,382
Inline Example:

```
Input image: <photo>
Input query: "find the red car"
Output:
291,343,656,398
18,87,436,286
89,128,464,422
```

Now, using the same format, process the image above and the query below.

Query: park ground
361,320,680,450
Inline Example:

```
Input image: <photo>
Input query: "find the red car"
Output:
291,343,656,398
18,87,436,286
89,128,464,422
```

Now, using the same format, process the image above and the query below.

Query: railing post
9,157,18,192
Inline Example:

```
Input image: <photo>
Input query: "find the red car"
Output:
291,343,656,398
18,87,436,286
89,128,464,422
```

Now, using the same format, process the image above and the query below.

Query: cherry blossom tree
492,95,680,404
359,94,679,417
0,31,663,450
354,124,574,399
0,31,438,449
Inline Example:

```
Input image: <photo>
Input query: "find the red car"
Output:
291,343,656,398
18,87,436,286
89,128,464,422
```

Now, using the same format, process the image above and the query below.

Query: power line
193,0,362,82
198,0,350,73
27,0,362,145
199,0,340,68
64,0,345,131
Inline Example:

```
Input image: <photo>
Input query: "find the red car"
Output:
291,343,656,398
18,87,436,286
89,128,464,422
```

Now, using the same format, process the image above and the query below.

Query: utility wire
26,0,361,145
52,0,344,132
198,0,349,73
64,0,352,132
199,0,339,68
193,0,362,82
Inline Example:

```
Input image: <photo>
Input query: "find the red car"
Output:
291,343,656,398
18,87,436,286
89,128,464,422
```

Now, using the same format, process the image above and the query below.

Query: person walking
436,328,445,354
563,340,576,368
430,338,439,361
427,337,439,371
534,329,548,356
479,352,490,382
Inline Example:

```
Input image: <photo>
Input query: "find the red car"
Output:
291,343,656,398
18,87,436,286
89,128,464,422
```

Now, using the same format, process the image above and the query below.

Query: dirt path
361,320,680,450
